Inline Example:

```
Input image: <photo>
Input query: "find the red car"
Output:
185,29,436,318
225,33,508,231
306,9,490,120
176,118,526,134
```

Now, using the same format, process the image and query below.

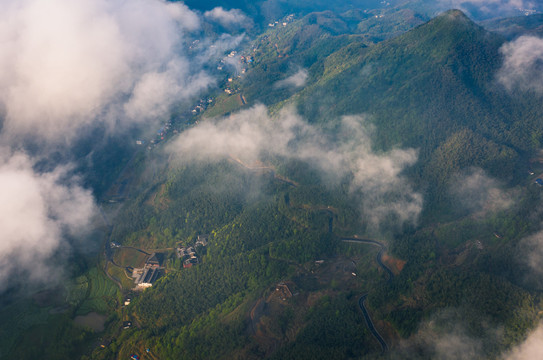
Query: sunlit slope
294,9,543,209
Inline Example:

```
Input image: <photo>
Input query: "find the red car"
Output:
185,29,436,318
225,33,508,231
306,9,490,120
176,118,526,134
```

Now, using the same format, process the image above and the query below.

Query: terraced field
76,267,119,316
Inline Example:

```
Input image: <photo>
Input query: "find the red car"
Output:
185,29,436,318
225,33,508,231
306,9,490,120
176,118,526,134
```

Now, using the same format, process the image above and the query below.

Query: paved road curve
342,237,392,354
358,294,389,354
341,238,394,282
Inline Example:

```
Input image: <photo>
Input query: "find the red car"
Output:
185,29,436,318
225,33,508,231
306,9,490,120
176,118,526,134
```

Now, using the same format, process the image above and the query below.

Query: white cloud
433,331,483,360
124,59,213,122
204,7,251,28
438,0,537,15
0,0,251,293
0,150,96,290
502,322,543,360
0,0,210,143
168,105,422,231
520,230,543,287
450,168,514,216
164,1,200,30
393,309,497,360
274,69,309,89
498,35,543,94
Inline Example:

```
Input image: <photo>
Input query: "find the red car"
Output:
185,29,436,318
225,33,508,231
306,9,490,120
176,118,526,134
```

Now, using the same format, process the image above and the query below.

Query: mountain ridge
288,8,543,214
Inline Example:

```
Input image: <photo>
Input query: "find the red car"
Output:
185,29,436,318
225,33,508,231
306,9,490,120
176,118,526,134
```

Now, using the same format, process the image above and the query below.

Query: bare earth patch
382,254,407,275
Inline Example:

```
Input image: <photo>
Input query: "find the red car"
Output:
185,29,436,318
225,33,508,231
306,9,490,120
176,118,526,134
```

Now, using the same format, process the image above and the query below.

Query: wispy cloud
0,0,247,292
518,229,543,288
0,150,96,290
204,7,252,29
168,105,422,231
392,309,498,360
502,322,543,359
274,69,309,89
437,0,537,16
498,35,543,94
0,0,211,144
450,168,515,216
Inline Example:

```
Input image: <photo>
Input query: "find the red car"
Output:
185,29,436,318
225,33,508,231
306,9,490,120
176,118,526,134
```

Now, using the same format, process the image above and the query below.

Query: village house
123,321,132,329
132,253,163,289
176,235,208,268
183,257,199,268
196,234,209,247
176,247,188,259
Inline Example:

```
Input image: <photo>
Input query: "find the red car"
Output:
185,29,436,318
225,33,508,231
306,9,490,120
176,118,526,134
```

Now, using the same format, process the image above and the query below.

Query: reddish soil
382,253,407,275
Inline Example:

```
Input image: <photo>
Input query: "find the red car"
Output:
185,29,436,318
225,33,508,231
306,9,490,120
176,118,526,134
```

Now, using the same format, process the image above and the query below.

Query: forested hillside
7,6,543,360
81,9,543,360
292,10,543,213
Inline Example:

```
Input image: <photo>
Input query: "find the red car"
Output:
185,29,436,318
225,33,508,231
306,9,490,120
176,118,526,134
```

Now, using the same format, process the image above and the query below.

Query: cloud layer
498,35,543,94
168,105,422,231
0,0,210,143
438,0,538,16
0,150,95,290
0,0,246,292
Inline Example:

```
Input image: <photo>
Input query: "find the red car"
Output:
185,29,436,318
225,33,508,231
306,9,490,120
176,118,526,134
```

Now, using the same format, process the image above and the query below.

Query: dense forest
5,4,543,360
111,10,543,359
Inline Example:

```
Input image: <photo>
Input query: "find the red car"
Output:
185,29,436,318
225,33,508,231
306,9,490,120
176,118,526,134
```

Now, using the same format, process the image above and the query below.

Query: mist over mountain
292,9,543,215
2,0,543,359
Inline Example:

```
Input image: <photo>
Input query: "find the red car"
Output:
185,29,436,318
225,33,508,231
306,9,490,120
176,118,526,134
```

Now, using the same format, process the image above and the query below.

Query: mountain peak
394,7,494,52
430,9,478,30
442,9,470,20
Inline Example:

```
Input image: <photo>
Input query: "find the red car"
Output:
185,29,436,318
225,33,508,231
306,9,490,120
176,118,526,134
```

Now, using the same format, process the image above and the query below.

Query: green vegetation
291,10,543,215
8,315,92,360
14,7,543,360
87,10,543,359
204,93,246,118
0,299,53,357
106,265,135,293
269,294,374,359
94,146,542,359
0,264,121,359
113,248,148,268
482,13,543,39
75,267,120,316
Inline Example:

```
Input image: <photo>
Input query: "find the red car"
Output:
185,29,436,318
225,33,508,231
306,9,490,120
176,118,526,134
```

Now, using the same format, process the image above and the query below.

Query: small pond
74,312,107,332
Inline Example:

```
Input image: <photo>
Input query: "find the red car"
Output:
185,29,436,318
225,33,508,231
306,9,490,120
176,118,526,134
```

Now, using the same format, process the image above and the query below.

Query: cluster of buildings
189,39,199,50
218,50,252,73
275,282,298,301
191,98,213,115
268,14,295,27
136,120,176,150
132,253,163,289
177,235,208,269
177,246,199,268
217,51,238,71
134,94,220,151
520,8,537,16
155,122,173,141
